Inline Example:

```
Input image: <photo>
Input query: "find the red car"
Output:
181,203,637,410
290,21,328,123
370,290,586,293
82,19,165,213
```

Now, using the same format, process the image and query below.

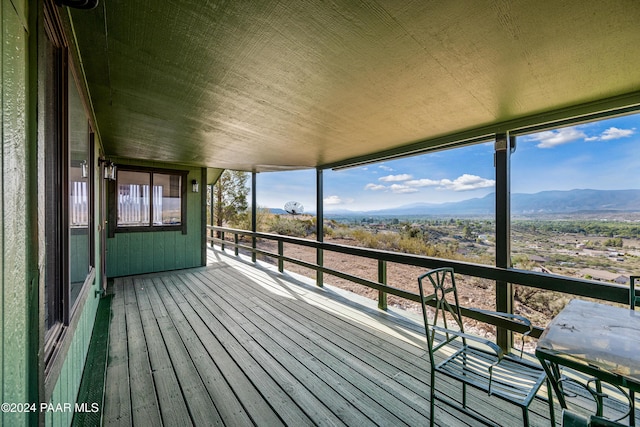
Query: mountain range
312,189,640,217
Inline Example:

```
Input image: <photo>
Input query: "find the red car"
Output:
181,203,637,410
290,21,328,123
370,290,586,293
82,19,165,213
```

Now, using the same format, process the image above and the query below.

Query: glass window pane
118,171,151,226
154,173,182,225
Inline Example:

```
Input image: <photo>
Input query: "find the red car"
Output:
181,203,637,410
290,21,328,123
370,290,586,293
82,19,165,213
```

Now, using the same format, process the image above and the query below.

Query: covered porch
81,248,595,427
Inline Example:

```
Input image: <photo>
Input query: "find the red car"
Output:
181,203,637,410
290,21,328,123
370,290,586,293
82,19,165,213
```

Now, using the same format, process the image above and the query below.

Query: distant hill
323,189,640,217
511,189,640,214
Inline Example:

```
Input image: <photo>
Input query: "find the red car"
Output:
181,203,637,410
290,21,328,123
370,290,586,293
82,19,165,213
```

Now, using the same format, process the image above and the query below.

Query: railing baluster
378,260,387,311
220,231,225,251
234,233,239,256
278,240,284,273
252,235,256,263
316,247,323,288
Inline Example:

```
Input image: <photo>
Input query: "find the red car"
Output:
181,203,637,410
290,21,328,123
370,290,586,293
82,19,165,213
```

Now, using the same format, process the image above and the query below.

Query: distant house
528,255,549,263
579,268,629,284
614,275,629,285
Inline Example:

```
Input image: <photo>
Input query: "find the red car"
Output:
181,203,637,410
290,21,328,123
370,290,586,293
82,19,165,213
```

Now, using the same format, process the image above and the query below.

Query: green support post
209,184,215,248
316,168,324,287
278,241,284,273
495,133,514,352
251,172,257,263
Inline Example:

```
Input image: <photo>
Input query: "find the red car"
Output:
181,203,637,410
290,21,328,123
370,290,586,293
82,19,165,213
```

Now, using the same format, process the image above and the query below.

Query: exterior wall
1,2,106,425
1,1,39,425
44,290,99,427
107,158,204,277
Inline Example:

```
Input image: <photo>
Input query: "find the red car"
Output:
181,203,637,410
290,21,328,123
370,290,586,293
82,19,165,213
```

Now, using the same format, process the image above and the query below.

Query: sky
256,112,639,212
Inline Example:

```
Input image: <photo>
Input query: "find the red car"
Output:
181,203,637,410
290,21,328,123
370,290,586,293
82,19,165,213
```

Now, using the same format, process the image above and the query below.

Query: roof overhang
67,1,640,172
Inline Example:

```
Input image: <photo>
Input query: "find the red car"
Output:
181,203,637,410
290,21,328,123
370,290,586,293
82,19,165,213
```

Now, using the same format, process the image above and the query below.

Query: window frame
42,13,67,345
111,165,188,235
42,0,97,393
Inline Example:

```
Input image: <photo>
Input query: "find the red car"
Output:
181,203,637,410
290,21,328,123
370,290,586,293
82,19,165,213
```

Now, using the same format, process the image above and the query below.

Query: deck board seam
189,269,425,426
200,260,554,426
174,272,371,426
157,274,289,426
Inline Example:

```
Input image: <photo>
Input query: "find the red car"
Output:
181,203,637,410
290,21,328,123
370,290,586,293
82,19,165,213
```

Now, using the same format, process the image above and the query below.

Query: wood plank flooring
102,249,563,426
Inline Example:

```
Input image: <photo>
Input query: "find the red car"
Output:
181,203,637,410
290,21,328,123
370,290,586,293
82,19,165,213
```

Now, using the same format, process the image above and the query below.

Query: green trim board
106,158,205,277
207,167,224,185
45,282,101,427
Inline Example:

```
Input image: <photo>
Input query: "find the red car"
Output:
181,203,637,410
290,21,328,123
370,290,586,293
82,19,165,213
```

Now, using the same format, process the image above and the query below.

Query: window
115,167,187,233
42,1,95,372
69,67,94,310
43,18,64,336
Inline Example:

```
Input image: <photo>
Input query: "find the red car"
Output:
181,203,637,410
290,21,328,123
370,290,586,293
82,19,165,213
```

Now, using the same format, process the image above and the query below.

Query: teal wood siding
1,1,36,426
107,160,204,277
45,290,99,427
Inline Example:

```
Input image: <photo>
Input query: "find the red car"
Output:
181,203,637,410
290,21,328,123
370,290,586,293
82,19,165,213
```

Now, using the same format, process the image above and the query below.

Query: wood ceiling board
70,0,640,172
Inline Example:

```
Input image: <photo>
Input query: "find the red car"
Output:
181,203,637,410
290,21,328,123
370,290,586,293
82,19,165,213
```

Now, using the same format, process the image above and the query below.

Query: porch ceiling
68,1,640,172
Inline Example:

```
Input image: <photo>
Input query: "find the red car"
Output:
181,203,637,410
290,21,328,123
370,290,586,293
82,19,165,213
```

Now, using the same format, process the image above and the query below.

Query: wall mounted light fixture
81,160,88,179
106,162,117,181
192,179,199,193
99,158,117,181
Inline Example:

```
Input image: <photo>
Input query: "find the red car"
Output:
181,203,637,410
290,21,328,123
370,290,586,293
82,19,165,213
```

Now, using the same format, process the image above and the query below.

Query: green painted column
251,172,257,263
201,168,207,266
316,168,323,287
495,133,514,352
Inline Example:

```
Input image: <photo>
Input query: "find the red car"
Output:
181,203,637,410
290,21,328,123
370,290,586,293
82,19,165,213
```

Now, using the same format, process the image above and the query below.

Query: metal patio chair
418,267,554,426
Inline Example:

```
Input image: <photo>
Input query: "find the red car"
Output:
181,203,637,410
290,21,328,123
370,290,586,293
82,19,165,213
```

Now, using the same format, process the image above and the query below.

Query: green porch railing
207,225,636,341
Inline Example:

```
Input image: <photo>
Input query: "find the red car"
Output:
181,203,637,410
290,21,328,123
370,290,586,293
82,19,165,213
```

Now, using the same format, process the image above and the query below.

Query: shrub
267,216,309,237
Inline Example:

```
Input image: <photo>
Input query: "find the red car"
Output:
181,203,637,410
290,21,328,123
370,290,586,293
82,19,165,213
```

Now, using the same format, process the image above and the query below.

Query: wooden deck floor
101,249,561,426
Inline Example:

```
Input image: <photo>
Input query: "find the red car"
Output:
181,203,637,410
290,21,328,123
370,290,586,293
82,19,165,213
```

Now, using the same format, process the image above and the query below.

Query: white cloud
527,127,586,148
390,184,418,194
442,174,495,191
405,178,440,187
585,127,635,141
379,165,393,171
379,174,412,182
364,183,386,191
406,174,494,192
366,174,494,193
324,195,342,205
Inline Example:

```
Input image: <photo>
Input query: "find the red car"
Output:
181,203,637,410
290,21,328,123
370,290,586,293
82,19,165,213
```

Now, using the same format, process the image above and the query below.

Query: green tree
214,170,249,230
463,225,473,240
604,237,623,247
